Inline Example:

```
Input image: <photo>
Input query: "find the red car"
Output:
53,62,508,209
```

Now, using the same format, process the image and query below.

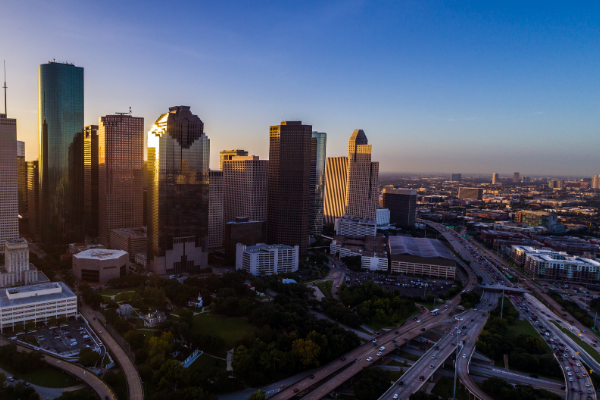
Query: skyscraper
83,125,99,237
38,62,84,244
492,173,499,184
208,170,224,249
592,175,600,189
98,114,144,247
513,172,520,183
220,149,248,170
451,173,461,182
309,132,327,235
382,187,417,227
267,121,312,257
27,161,39,240
323,157,348,225
223,155,268,224
17,141,27,218
0,112,19,248
147,106,210,275
345,129,379,220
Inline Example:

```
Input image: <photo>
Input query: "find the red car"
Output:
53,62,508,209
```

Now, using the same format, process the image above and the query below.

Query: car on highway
377,352,383,356
292,388,299,393
419,376,425,381
429,364,435,368
463,354,467,358
379,346,385,351
393,395,398,399
367,357,373,362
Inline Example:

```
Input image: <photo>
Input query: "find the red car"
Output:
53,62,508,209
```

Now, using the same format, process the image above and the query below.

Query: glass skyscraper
309,131,327,235
38,62,84,244
147,106,210,275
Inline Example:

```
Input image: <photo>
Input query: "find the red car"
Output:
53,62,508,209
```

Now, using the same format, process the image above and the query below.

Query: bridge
479,284,528,293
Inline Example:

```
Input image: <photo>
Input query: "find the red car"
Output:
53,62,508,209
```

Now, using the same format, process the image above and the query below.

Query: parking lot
345,272,453,297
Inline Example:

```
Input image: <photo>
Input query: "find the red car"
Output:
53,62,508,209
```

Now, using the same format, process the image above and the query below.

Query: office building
451,173,461,182
73,249,129,284
511,245,553,266
516,210,558,230
27,161,40,239
548,179,565,190
98,115,144,248
267,121,312,257
83,125,99,237
0,239,40,288
223,155,268,224
492,173,499,184
376,208,390,227
513,172,520,183
330,235,388,271
309,132,327,235
0,113,18,248
0,282,77,333
345,129,379,220
323,157,348,225
388,236,456,279
381,187,417,227
523,250,600,283
147,106,210,275
17,141,27,218
592,175,600,189
224,217,266,259
458,187,483,201
110,227,147,261
209,170,224,249
38,62,84,244
220,149,248,170
521,176,531,183
334,215,377,237
236,243,299,276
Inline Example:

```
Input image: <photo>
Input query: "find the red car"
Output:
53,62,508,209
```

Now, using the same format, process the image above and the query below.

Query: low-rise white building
0,282,77,332
236,243,299,275
523,249,600,283
334,215,377,237
330,235,389,271
73,249,129,284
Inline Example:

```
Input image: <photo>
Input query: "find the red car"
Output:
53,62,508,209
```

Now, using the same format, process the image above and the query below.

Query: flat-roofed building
110,227,147,261
224,217,265,260
0,282,77,332
323,157,348,225
381,187,417,227
223,156,268,226
0,239,43,288
376,208,390,227
72,249,129,284
219,149,248,170
330,235,388,271
511,245,553,266
388,236,456,279
458,187,483,201
335,215,377,237
236,243,299,276
209,170,224,249
524,251,600,283
516,210,558,230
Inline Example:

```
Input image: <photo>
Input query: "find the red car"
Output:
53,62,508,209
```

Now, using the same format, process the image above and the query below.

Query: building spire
2,61,6,116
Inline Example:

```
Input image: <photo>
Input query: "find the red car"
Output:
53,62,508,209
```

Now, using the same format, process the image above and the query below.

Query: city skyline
2,1,600,175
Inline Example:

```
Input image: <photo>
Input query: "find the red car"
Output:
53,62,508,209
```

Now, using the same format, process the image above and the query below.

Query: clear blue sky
3,0,599,176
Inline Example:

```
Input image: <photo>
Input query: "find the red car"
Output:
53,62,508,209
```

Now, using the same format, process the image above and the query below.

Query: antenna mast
2,61,6,116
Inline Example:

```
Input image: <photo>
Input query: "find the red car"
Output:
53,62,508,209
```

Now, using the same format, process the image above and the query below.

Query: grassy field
507,319,552,354
0,359,79,388
431,376,469,400
188,353,227,373
98,289,123,297
316,281,333,299
365,307,418,332
551,321,600,363
192,313,256,356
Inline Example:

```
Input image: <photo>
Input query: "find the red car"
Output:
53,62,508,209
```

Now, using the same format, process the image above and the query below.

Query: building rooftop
244,243,296,253
6,238,28,245
111,227,147,239
74,249,128,260
337,215,377,225
388,236,454,260
0,281,75,308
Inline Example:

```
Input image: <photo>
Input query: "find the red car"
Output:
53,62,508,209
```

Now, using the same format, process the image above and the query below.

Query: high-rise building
458,187,483,200
309,132,327,235
0,239,39,287
492,173,499,184
83,125,99,237
17,141,27,218
521,176,531,183
451,173,461,182
0,113,19,248
38,62,84,244
224,217,266,260
345,130,379,220
98,115,144,248
220,149,248,170
512,172,520,183
147,106,210,275
209,170,224,249
323,157,348,225
381,187,417,227
548,179,565,190
267,121,312,257
27,161,40,240
223,156,269,224
593,175,600,189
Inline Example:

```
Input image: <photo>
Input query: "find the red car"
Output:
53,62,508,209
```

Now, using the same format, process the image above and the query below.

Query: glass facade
309,132,327,235
147,106,209,275
83,125,98,237
38,63,84,244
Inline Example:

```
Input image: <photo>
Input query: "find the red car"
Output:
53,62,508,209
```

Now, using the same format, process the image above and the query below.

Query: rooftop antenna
3,61,7,116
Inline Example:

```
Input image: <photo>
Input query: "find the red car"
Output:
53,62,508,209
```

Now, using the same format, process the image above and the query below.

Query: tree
124,330,146,351
179,308,194,327
0,371,5,389
143,287,166,309
149,331,174,358
25,321,35,332
78,347,100,367
247,390,266,400
292,338,320,367
58,315,67,326
55,388,98,400
354,368,392,400
48,316,58,327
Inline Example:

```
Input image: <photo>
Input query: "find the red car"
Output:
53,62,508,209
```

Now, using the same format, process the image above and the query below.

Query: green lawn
188,353,227,373
551,321,600,363
316,281,333,299
98,289,123,297
506,319,552,354
115,291,137,302
431,376,469,400
0,359,79,388
192,313,256,356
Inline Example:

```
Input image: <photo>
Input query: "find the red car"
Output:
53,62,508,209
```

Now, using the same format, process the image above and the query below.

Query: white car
372,339,377,343
417,320,421,323
568,372,572,376
377,352,383,356
463,354,467,358
379,346,385,351
367,357,373,362
393,395,399,399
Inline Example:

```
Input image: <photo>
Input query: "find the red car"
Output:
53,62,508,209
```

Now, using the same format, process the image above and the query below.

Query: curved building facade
38,62,84,244
147,106,210,275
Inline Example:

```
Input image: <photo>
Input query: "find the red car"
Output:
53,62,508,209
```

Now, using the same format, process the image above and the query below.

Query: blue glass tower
38,62,84,244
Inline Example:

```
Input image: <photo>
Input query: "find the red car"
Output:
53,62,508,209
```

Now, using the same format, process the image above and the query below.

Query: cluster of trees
408,393,441,400
476,303,562,378
357,296,416,324
440,278,463,299
2,380,40,400
320,298,362,328
78,347,100,367
341,255,362,272
548,290,594,327
339,280,387,307
481,377,562,400
353,368,393,400
0,344,46,373
460,291,480,309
